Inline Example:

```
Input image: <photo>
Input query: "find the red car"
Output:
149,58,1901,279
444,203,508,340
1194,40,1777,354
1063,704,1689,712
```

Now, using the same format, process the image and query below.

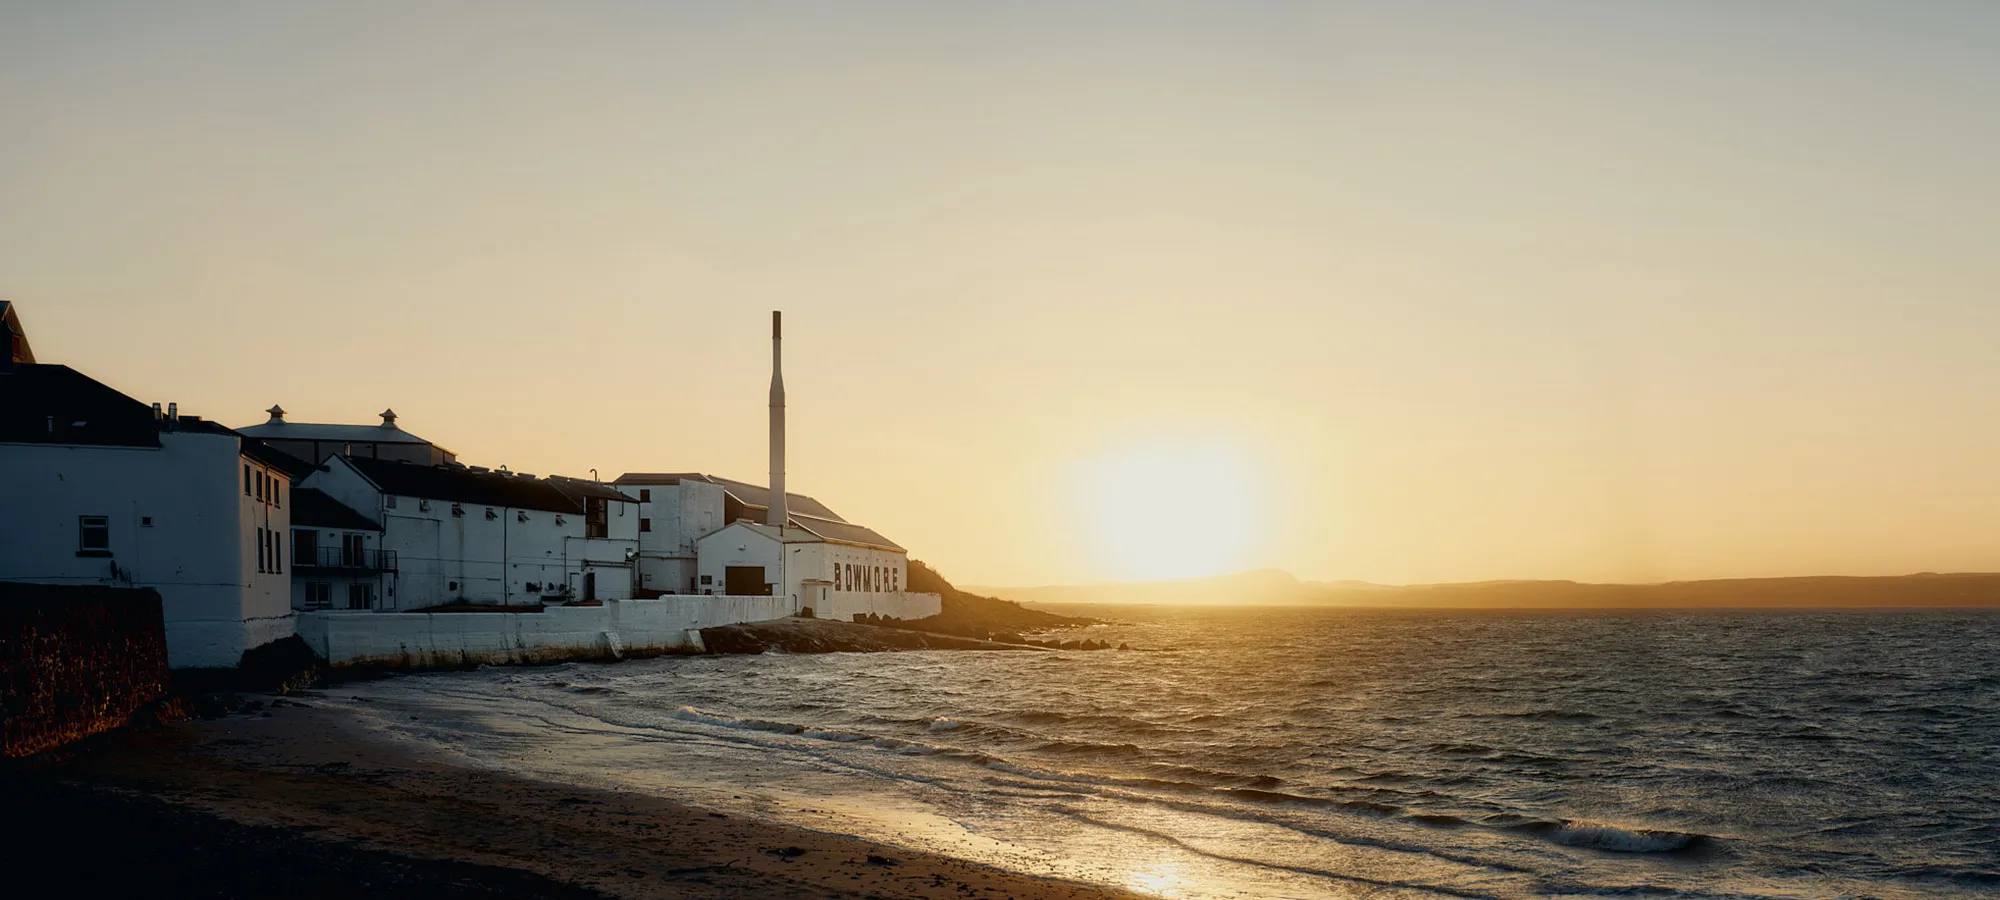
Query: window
585,497,608,538
272,532,281,573
639,489,651,502
639,518,651,533
347,583,375,610
306,583,332,610
256,527,266,572
244,465,252,496
272,481,281,508
141,516,154,527
77,516,110,555
256,471,265,502
295,530,317,566
385,495,398,509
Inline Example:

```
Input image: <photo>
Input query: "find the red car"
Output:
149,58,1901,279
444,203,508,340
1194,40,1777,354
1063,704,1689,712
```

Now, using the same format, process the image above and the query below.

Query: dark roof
0,365,326,479
237,420,440,446
172,417,314,478
242,439,316,479
343,457,635,515
291,488,380,530
724,517,905,553
614,472,705,486
0,364,160,447
615,472,846,522
547,476,639,506
790,513,904,552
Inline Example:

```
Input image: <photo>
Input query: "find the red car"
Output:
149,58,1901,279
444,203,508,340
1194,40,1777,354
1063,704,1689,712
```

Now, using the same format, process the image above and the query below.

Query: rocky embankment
697,618,1044,654
697,562,1124,655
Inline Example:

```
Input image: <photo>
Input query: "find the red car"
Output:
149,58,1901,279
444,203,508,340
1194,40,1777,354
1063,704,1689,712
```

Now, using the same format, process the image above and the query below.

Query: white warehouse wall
301,460,640,609
0,431,295,667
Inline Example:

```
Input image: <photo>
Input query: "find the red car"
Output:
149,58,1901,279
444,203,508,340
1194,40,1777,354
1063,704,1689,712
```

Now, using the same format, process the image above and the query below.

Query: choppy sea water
340,607,2000,899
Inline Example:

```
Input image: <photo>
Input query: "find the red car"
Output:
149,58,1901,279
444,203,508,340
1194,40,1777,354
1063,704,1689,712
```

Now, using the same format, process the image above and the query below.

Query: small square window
640,489,651,502
78,516,110,553
141,516,154,527
639,518,651,532
385,495,398,509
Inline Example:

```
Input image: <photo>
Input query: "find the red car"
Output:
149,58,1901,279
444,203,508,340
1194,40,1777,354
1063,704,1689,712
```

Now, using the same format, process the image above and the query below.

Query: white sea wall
819,590,941,623
295,590,942,669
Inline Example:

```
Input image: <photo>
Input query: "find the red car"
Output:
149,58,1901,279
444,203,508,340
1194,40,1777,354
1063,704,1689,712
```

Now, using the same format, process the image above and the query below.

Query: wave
1507,819,1712,854
1055,809,1513,900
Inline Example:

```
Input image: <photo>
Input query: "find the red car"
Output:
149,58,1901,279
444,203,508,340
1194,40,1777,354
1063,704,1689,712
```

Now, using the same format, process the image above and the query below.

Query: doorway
725,566,768,595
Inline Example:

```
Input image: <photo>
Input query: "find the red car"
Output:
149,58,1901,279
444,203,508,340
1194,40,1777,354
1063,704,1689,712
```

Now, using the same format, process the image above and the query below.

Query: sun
1079,442,1260,581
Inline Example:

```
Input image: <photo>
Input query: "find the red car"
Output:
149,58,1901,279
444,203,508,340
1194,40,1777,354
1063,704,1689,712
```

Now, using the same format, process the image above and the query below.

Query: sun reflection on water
1124,862,1191,897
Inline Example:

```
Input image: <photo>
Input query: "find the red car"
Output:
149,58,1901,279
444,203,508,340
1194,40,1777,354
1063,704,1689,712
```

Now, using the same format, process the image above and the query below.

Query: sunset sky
5,2,1997,587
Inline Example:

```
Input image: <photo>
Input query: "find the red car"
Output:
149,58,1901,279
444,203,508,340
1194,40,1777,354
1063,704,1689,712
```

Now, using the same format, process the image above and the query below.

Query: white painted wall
631,480,725,594
694,523,937,621
294,594,797,668
289,526,388,611
293,588,938,669
0,431,295,667
300,459,640,610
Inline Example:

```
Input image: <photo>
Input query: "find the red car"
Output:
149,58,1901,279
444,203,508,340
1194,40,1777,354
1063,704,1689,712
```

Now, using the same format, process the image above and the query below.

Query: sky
5,1,1998,587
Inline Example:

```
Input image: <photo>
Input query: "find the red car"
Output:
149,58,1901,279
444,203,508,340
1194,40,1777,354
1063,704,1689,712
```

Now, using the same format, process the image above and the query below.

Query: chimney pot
266,404,286,424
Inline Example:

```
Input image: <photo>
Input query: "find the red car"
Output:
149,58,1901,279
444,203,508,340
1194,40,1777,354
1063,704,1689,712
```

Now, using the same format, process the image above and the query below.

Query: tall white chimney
768,311,788,529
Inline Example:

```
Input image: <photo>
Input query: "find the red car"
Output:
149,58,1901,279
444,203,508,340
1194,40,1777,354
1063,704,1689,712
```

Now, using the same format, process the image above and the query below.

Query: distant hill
968,570,2000,609
904,559,1093,639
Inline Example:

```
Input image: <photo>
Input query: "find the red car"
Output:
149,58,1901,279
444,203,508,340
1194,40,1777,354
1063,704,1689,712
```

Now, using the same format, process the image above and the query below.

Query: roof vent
266,404,286,424
380,409,399,429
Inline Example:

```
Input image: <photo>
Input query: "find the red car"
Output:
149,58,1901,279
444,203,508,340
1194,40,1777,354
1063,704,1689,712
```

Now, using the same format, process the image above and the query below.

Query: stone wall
1,583,171,757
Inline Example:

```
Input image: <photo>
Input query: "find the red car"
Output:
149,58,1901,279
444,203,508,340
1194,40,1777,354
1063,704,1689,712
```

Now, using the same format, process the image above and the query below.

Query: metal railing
296,546,398,572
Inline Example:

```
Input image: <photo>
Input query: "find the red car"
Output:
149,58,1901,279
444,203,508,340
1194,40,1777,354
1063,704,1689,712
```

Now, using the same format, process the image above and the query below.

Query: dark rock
865,855,900,867
1118,642,1132,651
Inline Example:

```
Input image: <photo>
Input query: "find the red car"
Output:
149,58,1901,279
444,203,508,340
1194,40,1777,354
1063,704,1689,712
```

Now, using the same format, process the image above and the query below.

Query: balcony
297,547,398,572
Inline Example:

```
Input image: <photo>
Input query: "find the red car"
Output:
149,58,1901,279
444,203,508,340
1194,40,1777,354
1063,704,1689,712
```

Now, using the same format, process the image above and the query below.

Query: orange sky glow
6,2,1998,586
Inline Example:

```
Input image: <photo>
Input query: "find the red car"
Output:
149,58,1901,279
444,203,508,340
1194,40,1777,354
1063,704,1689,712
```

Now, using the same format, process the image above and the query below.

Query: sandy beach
16,697,1141,900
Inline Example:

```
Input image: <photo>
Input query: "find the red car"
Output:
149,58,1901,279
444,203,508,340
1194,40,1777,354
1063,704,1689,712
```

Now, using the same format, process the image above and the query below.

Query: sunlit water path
338,607,2000,899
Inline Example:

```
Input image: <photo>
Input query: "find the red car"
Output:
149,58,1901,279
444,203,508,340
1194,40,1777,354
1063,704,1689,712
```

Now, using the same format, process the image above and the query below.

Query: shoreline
23,699,1141,900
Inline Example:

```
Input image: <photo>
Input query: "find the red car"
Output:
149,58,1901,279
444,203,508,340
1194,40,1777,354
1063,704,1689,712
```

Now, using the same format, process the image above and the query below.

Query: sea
337,606,2000,899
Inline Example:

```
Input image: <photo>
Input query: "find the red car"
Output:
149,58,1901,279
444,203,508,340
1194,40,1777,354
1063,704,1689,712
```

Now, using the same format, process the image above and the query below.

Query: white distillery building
613,472,845,596
0,363,309,668
237,406,456,466
618,312,925,621
288,486,393,611
298,456,641,609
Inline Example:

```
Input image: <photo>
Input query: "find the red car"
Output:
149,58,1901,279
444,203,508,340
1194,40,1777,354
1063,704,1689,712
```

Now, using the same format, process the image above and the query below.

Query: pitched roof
236,420,440,446
0,364,160,447
715,516,904,553
790,514,904,552
342,457,635,515
291,487,381,530
547,476,641,506
0,366,319,480
615,472,846,522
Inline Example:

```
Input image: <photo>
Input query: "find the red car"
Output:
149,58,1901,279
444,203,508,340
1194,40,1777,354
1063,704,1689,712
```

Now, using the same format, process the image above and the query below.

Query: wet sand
28,698,1143,900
